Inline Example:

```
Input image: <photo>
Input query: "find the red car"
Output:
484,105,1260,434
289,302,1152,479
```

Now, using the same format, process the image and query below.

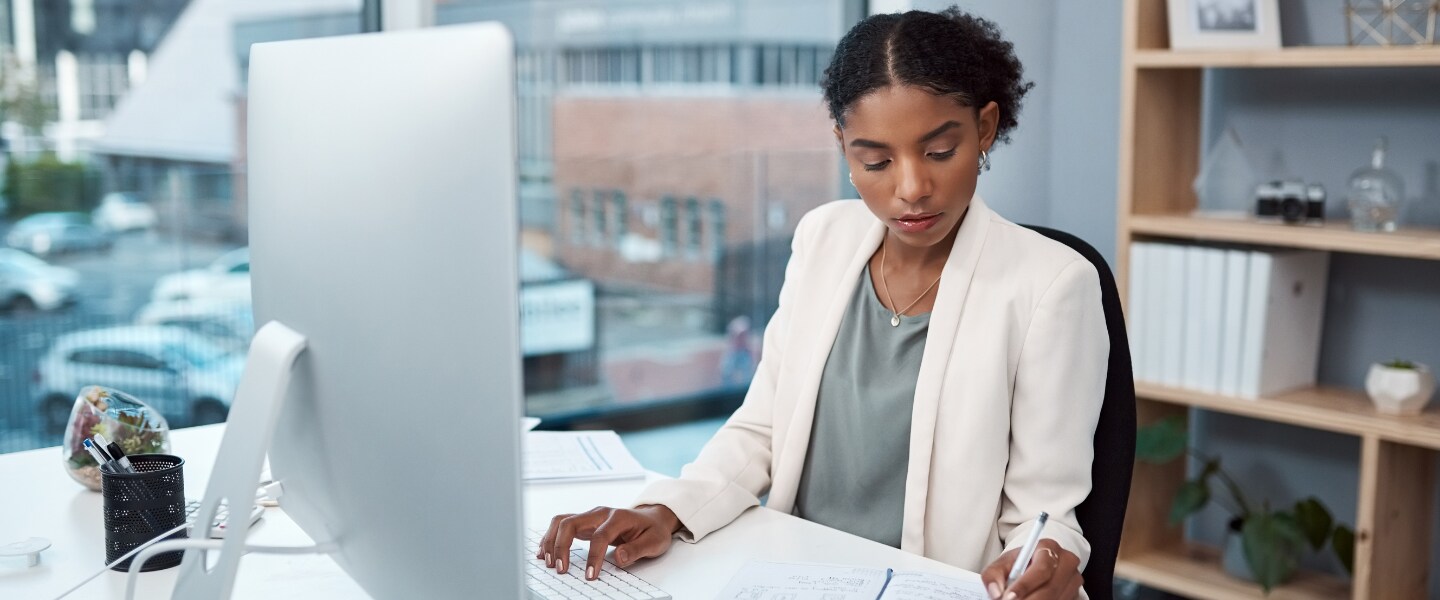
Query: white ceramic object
1365,362,1436,416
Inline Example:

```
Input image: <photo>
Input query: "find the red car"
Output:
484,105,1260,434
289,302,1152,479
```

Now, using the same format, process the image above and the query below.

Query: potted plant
1136,416,1355,594
1365,359,1436,415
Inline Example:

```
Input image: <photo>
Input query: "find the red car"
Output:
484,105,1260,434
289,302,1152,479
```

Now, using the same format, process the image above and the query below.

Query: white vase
1365,363,1436,416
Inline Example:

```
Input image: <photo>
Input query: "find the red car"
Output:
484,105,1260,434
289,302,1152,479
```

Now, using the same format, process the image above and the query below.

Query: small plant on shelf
1136,416,1356,594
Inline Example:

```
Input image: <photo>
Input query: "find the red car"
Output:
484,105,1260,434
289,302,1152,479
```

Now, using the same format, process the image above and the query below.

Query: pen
1006,512,1049,588
81,439,113,474
105,442,136,474
91,434,115,462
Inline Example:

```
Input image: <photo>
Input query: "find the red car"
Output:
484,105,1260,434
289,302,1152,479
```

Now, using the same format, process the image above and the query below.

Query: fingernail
616,549,628,564
1003,592,1017,600
586,565,597,580
987,582,1001,599
558,558,567,573
544,552,552,567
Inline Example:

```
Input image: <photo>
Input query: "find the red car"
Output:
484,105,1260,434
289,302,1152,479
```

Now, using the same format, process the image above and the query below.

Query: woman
537,8,1106,600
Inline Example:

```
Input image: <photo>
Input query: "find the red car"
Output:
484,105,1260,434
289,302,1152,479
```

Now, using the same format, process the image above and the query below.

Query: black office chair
1022,225,1136,600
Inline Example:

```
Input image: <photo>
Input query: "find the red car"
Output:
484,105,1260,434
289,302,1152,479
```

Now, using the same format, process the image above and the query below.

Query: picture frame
1166,0,1282,50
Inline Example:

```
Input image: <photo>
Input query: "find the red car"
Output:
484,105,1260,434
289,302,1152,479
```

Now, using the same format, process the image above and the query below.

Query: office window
0,1,364,455
612,190,628,247
709,199,726,261
660,196,678,257
684,196,702,258
434,0,860,428
592,189,608,242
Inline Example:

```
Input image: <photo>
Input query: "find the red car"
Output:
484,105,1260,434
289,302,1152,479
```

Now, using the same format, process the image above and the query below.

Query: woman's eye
862,160,890,172
929,149,957,160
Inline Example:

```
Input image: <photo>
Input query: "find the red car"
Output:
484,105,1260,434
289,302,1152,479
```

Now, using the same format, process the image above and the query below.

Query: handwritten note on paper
882,571,987,600
716,561,890,600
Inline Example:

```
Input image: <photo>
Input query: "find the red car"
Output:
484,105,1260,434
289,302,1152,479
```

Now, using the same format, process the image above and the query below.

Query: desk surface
1,425,979,599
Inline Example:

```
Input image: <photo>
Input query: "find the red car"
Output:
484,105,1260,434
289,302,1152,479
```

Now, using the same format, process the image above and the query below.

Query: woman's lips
894,213,941,233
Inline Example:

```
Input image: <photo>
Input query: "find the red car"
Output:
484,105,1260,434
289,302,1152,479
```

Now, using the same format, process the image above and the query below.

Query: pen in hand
1005,512,1049,589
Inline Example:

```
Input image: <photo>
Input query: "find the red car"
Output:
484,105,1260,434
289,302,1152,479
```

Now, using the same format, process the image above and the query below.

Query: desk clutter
100,454,188,571
1128,242,1330,398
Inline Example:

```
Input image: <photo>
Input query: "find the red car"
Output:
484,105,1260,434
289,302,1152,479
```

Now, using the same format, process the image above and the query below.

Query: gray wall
910,0,1439,594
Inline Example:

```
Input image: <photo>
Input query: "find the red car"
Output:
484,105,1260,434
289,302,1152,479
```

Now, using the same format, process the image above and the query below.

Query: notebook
718,560,986,600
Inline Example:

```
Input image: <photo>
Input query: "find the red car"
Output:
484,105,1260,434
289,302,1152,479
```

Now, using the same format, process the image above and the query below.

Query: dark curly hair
820,7,1033,144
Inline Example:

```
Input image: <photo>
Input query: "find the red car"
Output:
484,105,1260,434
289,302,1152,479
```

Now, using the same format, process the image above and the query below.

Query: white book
1181,247,1209,391
1217,249,1250,396
1237,249,1331,398
1127,242,1151,383
1160,244,1188,387
1197,247,1227,393
1142,242,1165,384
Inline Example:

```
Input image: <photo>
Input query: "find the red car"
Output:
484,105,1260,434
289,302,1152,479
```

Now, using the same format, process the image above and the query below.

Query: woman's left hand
979,539,1082,600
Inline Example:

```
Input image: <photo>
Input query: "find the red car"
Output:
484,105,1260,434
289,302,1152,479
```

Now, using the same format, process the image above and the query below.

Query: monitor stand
171,321,308,599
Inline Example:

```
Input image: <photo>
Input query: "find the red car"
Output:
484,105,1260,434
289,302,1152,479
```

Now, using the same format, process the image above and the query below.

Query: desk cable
50,481,324,600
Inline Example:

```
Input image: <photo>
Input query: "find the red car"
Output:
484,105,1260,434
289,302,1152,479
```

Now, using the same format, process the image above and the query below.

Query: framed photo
1167,0,1282,50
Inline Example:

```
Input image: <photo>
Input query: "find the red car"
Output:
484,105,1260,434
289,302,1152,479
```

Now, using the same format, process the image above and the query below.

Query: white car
35,325,245,431
135,298,255,352
0,248,80,312
92,192,158,232
151,247,251,302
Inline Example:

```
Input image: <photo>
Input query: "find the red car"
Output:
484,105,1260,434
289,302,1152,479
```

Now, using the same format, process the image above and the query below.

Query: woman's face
837,85,999,251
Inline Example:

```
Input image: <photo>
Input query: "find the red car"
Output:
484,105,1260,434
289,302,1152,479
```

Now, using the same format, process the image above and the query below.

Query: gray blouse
793,264,929,548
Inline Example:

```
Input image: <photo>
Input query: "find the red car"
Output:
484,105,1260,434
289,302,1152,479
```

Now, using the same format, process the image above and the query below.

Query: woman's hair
820,7,1033,144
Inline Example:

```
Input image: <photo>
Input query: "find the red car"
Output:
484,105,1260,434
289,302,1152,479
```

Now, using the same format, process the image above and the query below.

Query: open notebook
719,560,987,600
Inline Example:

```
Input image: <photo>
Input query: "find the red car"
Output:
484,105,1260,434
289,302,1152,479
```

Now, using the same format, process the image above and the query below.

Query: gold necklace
879,240,943,327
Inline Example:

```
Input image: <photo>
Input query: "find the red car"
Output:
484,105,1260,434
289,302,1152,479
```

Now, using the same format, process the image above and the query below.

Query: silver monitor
178,23,524,599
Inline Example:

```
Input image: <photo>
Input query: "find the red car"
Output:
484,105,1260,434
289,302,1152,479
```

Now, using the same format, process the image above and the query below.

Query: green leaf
1332,525,1356,576
1136,415,1188,463
1168,479,1210,525
1292,497,1334,551
1242,511,1304,593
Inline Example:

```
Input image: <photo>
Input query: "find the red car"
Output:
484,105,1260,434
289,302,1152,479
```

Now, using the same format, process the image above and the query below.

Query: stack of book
1128,242,1330,398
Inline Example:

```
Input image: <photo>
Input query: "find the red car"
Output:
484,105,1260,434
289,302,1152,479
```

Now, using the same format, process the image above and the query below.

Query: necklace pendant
890,314,901,327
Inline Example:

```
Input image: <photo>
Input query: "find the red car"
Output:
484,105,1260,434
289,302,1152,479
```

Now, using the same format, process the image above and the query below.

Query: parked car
92,192,158,232
151,247,250,302
4,212,112,256
0,248,79,312
35,325,245,431
135,298,255,352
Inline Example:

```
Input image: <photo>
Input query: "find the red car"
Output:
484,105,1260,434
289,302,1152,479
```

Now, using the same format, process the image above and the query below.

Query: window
709,199,726,261
612,190,628,247
684,196,702,258
570,189,587,243
660,196,678,258
0,1,364,455
593,189,608,242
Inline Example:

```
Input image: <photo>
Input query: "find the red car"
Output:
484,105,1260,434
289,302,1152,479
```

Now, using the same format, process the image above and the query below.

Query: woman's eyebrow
848,120,962,149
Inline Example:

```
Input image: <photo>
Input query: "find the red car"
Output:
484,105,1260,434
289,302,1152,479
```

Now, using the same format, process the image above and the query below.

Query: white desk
1,425,980,598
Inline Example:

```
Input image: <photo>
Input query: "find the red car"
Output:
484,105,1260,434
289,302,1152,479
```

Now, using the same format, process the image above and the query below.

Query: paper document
523,417,542,431
718,560,986,600
523,430,645,483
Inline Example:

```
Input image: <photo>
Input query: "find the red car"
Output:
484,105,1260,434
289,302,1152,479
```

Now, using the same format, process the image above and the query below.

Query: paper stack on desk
523,430,646,483
718,560,987,600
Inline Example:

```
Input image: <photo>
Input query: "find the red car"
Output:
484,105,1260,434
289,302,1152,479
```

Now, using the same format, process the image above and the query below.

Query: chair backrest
1022,225,1136,600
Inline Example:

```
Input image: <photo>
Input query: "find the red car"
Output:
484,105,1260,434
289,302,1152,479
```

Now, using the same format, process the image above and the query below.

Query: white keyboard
524,529,671,600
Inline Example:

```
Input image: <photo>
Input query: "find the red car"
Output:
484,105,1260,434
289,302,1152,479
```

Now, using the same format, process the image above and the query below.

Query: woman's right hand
536,504,683,581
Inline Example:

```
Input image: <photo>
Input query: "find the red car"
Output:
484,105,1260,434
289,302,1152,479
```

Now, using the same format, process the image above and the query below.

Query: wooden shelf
1127,214,1440,262
1134,46,1440,69
1136,382,1440,451
1118,543,1351,600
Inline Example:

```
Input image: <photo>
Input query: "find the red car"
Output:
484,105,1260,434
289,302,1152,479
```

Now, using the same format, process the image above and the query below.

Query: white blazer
634,196,1108,574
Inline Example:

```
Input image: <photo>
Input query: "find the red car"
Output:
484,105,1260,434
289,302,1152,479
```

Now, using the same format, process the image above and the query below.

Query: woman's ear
832,125,845,153
977,101,1000,152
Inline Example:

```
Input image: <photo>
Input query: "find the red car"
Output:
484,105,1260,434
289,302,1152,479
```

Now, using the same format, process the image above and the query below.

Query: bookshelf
1116,2,1440,599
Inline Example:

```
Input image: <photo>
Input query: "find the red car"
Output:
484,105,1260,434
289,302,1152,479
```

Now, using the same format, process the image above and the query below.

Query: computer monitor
174,23,525,599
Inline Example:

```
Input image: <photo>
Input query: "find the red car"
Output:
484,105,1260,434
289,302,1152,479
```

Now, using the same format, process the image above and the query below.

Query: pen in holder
101,454,187,571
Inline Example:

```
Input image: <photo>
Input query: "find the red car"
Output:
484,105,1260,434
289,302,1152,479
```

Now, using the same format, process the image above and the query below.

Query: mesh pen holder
101,454,187,571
